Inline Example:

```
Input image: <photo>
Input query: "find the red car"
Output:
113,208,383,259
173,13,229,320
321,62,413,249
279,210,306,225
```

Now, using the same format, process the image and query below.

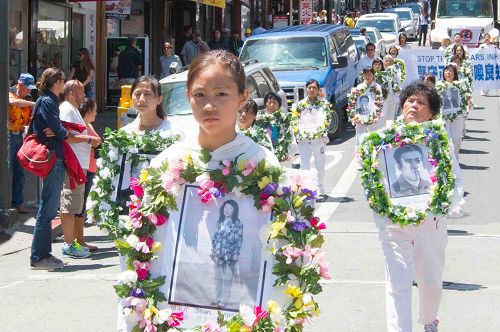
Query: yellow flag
191,0,226,9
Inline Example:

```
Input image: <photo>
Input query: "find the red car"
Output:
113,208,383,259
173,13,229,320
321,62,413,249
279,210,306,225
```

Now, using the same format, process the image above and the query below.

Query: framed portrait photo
355,93,376,119
112,151,159,211
381,144,433,210
297,107,324,133
166,185,274,327
441,86,461,115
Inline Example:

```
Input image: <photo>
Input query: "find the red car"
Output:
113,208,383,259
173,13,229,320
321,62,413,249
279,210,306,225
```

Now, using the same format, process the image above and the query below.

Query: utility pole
95,1,106,113
326,0,333,23
0,0,17,229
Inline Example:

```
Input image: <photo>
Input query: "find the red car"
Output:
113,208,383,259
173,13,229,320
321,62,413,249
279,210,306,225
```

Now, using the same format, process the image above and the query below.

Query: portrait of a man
356,94,373,116
388,144,432,198
441,87,460,112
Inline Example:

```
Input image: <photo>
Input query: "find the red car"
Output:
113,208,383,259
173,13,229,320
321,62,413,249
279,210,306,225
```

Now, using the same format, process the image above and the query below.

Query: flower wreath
114,152,330,332
239,126,274,152
376,67,401,98
255,112,293,162
347,84,384,125
358,120,455,226
444,49,473,90
87,128,181,239
435,79,471,121
393,58,406,83
290,98,333,141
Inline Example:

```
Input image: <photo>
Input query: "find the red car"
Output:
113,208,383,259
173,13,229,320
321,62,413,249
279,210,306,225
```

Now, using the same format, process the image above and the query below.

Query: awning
191,0,226,9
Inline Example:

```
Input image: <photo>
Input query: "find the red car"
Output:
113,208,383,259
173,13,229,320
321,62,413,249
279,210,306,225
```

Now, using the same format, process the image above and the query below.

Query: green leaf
113,284,132,298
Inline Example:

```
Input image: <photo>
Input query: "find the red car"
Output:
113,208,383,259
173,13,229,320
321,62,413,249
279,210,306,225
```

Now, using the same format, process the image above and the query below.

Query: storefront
8,0,28,85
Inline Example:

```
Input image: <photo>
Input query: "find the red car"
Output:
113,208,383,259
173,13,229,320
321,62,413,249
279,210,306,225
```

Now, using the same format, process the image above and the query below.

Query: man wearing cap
8,73,36,214
244,28,252,40
181,30,210,65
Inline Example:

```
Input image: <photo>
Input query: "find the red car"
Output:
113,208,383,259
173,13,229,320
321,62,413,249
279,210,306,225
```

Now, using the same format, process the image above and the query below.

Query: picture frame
441,86,461,115
297,106,323,133
380,143,433,210
355,93,376,119
166,185,275,327
113,151,159,211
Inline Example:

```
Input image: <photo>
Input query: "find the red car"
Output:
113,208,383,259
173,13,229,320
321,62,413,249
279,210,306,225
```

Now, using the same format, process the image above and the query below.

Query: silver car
355,13,403,53
386,8,418,40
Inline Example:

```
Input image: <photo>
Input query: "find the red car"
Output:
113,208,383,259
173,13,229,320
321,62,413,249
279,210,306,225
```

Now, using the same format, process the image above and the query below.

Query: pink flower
242,160,257,176
428,157,438,167
260,196,275,212
222,160,231,176
291,174,305,191
310,217,326,230
253,306,269,325
140,319,157,332
148,213,168,226
135,236,154,253
203,320,222,332
127,195,142,210
285,210,295,224
136,268,149,281
133,260,152,271
167,311,184,327
198,188,214,203
130,178,144,197
196,173,214,190
131,213,143,229
170,158,185,178
283,247,303,264
430,173,438,184
124,296,148,314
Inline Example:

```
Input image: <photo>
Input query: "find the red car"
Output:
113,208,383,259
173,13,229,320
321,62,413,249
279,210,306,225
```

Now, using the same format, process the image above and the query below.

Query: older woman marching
360,81,463,332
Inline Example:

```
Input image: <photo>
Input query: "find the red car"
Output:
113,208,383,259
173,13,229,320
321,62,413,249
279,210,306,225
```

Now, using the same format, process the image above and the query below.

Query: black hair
264,91,282,108
127,36,136,47
372,58,384,70
399,81,442,117
362,67,375,75
183,25,193,33
393,144,424,165
217,199,240,225
79,98,97,118
442,63,458,81
452,45,466,60
422,73,436,85
305,79,320,89
242,98,258,115
36,67,64,95
130,75,165,119
366,43,376,50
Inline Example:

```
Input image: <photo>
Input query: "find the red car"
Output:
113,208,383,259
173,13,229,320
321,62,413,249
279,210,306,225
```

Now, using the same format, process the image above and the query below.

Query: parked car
349,27,387,57
355,13,403,53
385,7,418,39
126,62,287,135
239,24,359,139
398,2,423,16
352,36,368,60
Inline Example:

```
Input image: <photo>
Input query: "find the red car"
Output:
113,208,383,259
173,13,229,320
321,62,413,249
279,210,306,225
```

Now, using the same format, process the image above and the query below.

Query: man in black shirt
117,36,142,85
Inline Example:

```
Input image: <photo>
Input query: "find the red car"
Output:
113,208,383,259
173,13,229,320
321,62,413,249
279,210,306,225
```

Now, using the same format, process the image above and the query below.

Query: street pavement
1,78,500,331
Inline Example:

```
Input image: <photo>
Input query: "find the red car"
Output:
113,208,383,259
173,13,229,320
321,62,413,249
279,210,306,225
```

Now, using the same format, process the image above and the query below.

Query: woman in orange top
78,98,100,251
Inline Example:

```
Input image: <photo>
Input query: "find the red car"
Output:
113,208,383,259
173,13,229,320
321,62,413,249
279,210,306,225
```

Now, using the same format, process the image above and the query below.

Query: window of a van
437,0,493,18
240,37,328,70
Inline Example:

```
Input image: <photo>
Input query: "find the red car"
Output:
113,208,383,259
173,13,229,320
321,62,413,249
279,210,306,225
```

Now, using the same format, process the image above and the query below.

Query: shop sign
273,15,289,28
300,0,313,24
105,0,132,19
191,0,226,9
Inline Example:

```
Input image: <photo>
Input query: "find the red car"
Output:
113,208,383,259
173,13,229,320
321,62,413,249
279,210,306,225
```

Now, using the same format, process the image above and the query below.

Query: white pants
298,138,327,195
383,94,400,124
445,116,466,157
214,263,236,305
378,219,448,332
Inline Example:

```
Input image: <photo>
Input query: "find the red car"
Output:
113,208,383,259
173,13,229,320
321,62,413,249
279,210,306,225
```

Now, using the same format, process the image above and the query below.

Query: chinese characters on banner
300,0,313,25
408,48,500,90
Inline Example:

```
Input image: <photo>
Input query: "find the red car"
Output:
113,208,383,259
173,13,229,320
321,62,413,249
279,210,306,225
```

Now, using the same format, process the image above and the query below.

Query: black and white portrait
441,87,461,114
168,186,272,315
114,152,158,211
356,93,375,117
384,144,432,199
298,107,322,132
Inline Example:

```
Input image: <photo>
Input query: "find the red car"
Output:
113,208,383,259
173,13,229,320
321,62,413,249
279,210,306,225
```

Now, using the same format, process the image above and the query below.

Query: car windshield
240,37,328,70
161,81,192,116
394,11,413,20
356,19,396,32
437,0,493,18
400,4,421,14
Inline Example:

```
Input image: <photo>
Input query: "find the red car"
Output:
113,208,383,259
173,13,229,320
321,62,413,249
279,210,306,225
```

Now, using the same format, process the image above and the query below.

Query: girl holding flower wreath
381,55,402,122
291,79,332,199
255,91,296,162
237,98,274,152
349,67,383,146
361,81,463,332
435,63,471,156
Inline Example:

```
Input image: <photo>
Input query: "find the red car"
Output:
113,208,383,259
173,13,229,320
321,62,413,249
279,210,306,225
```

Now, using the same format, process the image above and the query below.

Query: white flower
118,270,138,284
122,307,142,324
100,167,111,179
109,147,119,162
239,304,256,327
96,158,104,169
129,146,139,154
126,234,140,248
154,308,172,325
159,130,172,139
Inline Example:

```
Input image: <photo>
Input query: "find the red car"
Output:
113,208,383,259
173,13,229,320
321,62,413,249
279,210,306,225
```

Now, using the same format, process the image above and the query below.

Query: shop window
36,1,70,78
9,1,26,85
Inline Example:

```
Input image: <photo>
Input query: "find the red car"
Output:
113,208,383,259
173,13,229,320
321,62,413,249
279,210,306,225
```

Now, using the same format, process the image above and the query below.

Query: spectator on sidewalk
30,68,68,270
8,73,36,214
417,12,429,46
159,42,182,79
331,9,341,24
228,30,244,56
344,13,355,28
208,29,226,50
78,98,100,229
69,48,95,99
244,28,252,40
181,30,210,66
252,20,266,35
59,80,101,259
118,37,143,86
175,25,193,62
